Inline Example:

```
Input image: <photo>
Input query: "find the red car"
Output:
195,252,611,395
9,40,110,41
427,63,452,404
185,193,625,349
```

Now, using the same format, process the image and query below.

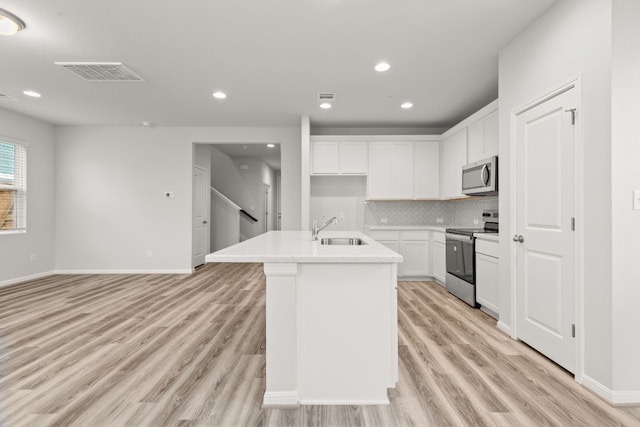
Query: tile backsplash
364,197,499,227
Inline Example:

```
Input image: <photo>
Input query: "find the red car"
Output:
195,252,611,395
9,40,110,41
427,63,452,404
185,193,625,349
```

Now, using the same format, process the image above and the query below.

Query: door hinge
565,108,577,125
572,324,576,338
571,217,575,231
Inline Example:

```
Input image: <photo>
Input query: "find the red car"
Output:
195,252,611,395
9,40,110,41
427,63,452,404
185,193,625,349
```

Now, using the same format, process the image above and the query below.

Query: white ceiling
212,143,281,171
0,0,557,129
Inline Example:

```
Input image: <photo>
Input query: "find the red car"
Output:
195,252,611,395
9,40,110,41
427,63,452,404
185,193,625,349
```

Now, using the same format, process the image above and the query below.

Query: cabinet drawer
432,231,445,244
476,239,499,258
401,230,430,241
369,230,400,241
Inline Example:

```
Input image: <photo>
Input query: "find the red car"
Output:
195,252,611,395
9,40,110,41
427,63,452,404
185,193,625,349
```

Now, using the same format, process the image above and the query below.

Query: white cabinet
368,142,414,200
368,229,431,278
440,128,468,199
311,141,367,175
475,238,499,317
431,231,446,284
468,110,499,163
414,141,440,199
400,231,430,277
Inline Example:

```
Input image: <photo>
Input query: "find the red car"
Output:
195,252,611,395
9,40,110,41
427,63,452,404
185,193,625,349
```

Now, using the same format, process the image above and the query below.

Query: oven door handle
445,233,474,242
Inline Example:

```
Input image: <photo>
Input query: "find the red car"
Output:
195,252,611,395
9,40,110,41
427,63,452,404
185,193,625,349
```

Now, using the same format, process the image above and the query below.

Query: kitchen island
205,230,402,406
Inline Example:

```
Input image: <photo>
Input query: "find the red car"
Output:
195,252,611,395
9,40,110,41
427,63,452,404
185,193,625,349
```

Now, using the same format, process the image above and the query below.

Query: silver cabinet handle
512,234,524,243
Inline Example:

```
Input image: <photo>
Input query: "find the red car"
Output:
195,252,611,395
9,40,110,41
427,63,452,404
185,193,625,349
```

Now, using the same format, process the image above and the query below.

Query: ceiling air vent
54,62,145,82
317,92,336,101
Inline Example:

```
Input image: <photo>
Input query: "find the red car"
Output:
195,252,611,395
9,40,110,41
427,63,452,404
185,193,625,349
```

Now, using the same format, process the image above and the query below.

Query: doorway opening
192,142,281,266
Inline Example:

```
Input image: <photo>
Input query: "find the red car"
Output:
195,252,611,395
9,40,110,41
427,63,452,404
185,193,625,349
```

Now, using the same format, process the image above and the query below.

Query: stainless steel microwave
462,156,498,196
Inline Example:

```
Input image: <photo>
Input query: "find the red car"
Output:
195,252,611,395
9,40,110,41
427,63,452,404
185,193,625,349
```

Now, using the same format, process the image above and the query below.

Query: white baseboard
582,375,640,405
497,320,512,336
53,269,193,275
0,271,55,288
262,391,299,407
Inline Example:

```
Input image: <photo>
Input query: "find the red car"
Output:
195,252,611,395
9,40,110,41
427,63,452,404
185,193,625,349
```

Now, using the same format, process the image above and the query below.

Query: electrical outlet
339,212,345,220
29,254,36,262
380,218,388,224
436,218,444,224
147,250,153,258
164,191,173,199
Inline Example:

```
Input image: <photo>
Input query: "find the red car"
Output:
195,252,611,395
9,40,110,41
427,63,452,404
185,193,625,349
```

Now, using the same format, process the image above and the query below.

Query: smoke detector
54,62,145,82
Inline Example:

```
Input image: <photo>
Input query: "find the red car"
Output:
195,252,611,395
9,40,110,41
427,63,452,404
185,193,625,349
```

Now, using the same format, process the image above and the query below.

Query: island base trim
262,391,299,407
298,398,390,406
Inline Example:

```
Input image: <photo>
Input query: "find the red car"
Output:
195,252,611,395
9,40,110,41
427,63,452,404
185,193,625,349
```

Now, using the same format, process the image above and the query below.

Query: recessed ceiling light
213,91,227,99
267,144,275,148
401,102,413,109
374,62,390,72
141,121,154,127
23,90,41,98
320,103,332,109
0,8,26,36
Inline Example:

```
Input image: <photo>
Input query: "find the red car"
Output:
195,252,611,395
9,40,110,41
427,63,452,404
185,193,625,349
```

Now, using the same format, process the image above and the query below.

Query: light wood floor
1,263,639,427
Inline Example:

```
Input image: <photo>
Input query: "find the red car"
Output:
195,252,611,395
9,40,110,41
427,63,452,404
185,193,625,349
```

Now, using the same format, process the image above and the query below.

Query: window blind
0,140,27,232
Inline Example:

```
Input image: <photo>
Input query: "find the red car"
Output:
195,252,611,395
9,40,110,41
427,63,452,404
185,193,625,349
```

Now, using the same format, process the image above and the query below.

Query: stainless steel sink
320,237,367,246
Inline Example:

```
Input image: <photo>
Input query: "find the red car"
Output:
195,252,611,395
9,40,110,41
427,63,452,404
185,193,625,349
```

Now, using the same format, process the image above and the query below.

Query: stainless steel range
445,215,498,307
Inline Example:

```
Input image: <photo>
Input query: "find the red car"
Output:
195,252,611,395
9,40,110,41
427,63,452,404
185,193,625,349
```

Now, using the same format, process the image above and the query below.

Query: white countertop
474,233,499,242
365,225,447,233
205,231,403,264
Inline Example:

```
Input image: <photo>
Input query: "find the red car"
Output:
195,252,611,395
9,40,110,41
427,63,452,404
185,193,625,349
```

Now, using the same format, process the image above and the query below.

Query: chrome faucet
312,216,338,241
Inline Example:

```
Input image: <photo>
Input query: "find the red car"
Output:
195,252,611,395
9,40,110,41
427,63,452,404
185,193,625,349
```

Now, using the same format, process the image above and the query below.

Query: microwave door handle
481,164,489,185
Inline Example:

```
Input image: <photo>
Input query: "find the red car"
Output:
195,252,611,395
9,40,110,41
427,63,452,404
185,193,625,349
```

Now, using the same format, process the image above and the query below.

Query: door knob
512,234,524,243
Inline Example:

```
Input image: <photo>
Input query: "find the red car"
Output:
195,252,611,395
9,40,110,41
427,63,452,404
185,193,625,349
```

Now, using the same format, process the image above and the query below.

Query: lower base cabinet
368,229,440,280
431,232,446,284
475,239,499,316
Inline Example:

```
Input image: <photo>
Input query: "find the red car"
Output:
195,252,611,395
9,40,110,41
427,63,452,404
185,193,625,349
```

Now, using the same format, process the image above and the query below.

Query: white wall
499,0,613,389
0,108,56,285
55,126,300,272
310,176,366,231
611,0,640,394
232,157,276,239
210,146,253,210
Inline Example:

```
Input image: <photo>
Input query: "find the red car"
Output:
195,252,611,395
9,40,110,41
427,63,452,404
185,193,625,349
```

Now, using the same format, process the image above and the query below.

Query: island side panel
296,262,397,405
263,262,299,406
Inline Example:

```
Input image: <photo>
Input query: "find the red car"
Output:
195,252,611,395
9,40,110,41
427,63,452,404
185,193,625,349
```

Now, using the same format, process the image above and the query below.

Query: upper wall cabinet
311,140,367,175
414,141,440,199
368,141,414,200
440,128,468,199
468,110,498,163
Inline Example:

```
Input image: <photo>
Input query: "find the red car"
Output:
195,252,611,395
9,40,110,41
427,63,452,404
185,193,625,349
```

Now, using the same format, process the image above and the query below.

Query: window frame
0,136,28,235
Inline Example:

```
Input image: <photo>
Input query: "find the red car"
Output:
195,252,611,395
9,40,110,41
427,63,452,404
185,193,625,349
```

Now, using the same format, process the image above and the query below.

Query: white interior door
514,85,577,373
192,165,209,268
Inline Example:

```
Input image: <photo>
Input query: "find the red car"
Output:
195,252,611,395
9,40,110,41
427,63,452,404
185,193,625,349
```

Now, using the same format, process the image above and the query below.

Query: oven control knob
513,234,524,243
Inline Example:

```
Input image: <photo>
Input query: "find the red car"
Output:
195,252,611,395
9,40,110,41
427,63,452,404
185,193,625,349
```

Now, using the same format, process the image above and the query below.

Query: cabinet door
476,253,499,314
414,141,440,199
368,142,393,199
467,119,485,164
340,141,367,174
311,141,339,174
441,128,468,199
432,240,446,283
391,142,414,199
467,111,499,163
400,240,429,277
483,111,499,157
